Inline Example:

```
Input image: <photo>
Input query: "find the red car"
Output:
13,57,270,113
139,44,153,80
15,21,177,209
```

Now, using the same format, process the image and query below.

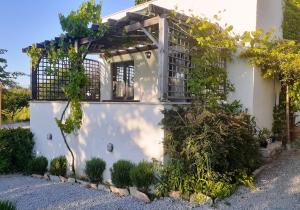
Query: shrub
162,104,261,175
157,102,260,199
110,160,135,188
50,156,67,176
27,156,48,175
130,161,155,192
257,128,271,148
85,158,106,183
0,200,16,210
0,128,34,174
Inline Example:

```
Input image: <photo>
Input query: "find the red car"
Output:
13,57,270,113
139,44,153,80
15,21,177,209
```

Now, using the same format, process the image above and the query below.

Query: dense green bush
50,156,67,176
0,200,16,210
85,158,106,183
130,161,155,192
0,128,34,174
27,156,48,175
162,104,261,175
110,160,135,188
157,103,260,199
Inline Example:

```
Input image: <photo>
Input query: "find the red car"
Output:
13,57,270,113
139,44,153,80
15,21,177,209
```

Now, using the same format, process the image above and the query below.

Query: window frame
111,60,135,101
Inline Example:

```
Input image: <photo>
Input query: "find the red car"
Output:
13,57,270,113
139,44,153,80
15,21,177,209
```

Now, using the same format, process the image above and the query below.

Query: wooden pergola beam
124,16,160,32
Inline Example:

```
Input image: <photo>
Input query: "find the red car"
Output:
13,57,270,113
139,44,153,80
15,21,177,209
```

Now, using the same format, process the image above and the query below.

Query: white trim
30,101,190,106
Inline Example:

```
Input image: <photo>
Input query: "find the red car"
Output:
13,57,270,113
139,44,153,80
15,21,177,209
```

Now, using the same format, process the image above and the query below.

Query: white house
26,0,283,180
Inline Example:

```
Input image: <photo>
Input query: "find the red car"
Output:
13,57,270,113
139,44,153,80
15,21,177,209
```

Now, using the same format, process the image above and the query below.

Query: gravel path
217,149,300,210
1,150,300,210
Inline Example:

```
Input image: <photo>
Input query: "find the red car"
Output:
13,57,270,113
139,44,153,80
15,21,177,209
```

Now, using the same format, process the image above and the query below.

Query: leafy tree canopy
240,30,300,110
2,88,30,121
135,0,151,5
0,50,23,87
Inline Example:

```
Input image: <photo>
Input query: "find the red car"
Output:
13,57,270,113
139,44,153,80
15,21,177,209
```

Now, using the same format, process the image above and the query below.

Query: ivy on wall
283,0,300,41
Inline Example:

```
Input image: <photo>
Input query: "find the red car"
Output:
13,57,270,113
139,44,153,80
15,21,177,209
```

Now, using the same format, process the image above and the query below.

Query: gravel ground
1,150,300,210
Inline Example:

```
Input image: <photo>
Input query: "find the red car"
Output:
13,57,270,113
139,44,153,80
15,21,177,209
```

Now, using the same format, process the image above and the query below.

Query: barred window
111,61,135,100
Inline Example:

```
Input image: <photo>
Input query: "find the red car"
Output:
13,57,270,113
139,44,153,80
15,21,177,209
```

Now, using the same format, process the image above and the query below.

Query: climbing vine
240,30,300,146
27,0,107,177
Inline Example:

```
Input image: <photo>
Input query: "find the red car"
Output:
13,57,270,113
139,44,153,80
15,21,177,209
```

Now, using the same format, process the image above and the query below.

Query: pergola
23,4,193,102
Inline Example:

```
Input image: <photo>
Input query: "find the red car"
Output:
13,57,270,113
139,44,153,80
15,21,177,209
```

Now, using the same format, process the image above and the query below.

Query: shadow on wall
100,50,159,102
31,101,165,179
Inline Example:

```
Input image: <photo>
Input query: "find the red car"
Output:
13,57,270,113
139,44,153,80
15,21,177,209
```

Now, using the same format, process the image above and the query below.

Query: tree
2,88,30,121
0,49,21,87
27,0,107,178
240,30,300,148
135,0,151,5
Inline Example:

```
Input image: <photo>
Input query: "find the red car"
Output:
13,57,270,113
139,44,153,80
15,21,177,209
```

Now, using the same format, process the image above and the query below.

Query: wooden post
158,15,169,101
286,84,291,149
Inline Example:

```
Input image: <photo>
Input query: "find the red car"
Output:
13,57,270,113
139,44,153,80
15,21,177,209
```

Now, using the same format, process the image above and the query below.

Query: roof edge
102,0,159,21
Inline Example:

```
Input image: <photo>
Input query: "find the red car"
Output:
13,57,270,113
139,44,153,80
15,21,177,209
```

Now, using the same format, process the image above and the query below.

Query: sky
0,0,135,88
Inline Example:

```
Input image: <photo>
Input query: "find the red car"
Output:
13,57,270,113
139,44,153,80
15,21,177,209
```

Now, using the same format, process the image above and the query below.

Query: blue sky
0,0,135,87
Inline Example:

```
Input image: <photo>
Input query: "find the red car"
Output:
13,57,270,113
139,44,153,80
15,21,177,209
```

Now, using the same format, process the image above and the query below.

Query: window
112,61,135,100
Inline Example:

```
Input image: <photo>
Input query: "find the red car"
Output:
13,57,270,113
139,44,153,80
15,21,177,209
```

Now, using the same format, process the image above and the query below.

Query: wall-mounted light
47,133,52,140
145,51,152,59
107,143,114,152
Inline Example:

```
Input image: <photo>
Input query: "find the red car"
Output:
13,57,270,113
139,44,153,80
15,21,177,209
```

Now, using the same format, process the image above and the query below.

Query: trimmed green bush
110,160,135,188
0,200,16,210
130,161,155,191
85,158,106,183
50,156,67,176
0,128,34,174
27,156,48,175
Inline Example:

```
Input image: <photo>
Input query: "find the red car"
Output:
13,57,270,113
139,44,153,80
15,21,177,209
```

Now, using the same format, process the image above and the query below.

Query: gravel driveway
1,150,300,210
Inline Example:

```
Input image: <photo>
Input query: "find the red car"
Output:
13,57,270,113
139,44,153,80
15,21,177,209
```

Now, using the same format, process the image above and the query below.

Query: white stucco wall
100,50,159,102
252,69,281,130
31,101,165,180
103,0,258,35
256,0,283,37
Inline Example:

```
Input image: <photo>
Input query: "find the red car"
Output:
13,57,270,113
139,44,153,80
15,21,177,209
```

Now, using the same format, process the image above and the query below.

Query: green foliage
0,49,23,87
178,15,237,105
283,0,300,42
50,156,67,176
130,161,155,192
155,156,237,200
158,102,260,199
27,156,48,175
0,128,34,174
110,160,135,188
257,128,271,148
236,170,256,191
272,103,286,137
135,0,151,5
85,157,106,184
162,104,261,175
59,0,106,38
27,0,108,177
2,88,30,122
0,200,16,210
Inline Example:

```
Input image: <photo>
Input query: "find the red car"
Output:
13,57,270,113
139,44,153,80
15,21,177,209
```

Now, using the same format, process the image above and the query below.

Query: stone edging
31,173,150,203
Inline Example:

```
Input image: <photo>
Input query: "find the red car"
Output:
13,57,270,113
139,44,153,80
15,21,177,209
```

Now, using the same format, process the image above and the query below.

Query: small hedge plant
110,160,135,188
50,156,67,176
0,200,16,210
130,161,155,192
0,128,34,174
27,156,48,175
85,158,106,184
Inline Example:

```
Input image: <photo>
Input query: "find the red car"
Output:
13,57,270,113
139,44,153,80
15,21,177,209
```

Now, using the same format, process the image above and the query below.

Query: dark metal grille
32,57,100,101
168,20,192,100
